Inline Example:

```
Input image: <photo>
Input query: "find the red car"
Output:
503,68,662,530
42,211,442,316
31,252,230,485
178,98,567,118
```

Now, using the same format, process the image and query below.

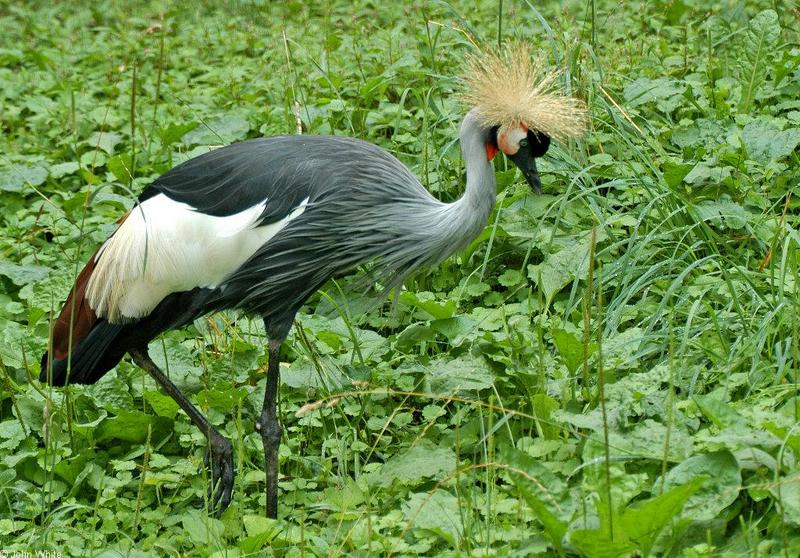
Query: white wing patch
86,193,308,323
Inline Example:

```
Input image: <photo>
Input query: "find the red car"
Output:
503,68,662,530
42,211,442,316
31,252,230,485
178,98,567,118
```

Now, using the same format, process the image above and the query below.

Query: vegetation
1,0,799,556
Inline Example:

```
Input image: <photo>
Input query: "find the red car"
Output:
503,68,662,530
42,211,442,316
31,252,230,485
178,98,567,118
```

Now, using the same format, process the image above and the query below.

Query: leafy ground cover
1,0,799,556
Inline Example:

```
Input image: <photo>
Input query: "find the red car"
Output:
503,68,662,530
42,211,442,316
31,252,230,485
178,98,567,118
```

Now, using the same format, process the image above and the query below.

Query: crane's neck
445,108,497,245
461,107,497,204
370,108,498,276
327,108,499,287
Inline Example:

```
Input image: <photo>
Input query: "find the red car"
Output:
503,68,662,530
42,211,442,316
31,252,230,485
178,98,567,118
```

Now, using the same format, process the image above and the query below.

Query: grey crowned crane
40,45,587,518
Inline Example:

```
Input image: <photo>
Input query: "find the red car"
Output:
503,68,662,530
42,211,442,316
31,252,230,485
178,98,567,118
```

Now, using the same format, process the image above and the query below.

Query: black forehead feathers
489,125,500,148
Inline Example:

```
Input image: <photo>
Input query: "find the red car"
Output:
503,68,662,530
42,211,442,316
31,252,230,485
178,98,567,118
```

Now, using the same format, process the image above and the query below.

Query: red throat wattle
486,143,499,161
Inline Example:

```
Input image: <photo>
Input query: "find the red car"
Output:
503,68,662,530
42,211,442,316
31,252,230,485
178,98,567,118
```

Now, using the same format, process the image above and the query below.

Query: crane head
489,124,551,193
461,43,587,192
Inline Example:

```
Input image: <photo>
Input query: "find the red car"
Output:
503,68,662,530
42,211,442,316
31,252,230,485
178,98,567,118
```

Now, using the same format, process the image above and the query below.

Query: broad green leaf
394,323,435,352
693,394,746,429
322,477,364,510
282,358,347,390
88,374,134,410
528,234,596,306
764,423,800,468
53,452,93,485
683,162,731,186
242,514,277,537
93,191,134,210
695,198,748,230
608,419,694,462
399,291,456,319
556,407,606,431
0,48,23,65
602,327,644,369
183,114,250,145
85,131,122,154
175,145,215,164
79,150,107,168
378,441,456,487
196,384,249,414
671,121,705,149
402,491,462,545
181,510,224,545
159,122,198,146
662,159,694,187
765,128,800,161
623,77,686,113
426,355,493,393
498,269,524,287
144,389,180,419
468,306,505,331
0,420,26,451
465,279,490,297
10,393,47,433
503,194,555,239
503,447,567,552
430,316,476,346
657,451,740,521
95,410,169,443
620,478,705,555
589,153,614,166
422,404,446,421
771,473,800,524
738,10,780,113
0,261,49,285
0,163,47,192
238,514,280,555
0,319,41,369
624,77,685,105
664,0,689,24
49,161,81,179
774,49,800,85
150,336,202,392
532,394,560,440
742,119,800,163
551,328,585,374
570,529,637,558
107,154,133,183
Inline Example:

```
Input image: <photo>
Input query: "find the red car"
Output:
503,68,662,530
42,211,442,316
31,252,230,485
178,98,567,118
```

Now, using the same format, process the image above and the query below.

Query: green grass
1,0,800,556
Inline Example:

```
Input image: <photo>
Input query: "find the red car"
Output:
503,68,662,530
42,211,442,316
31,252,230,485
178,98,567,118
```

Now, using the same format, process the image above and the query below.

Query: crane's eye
519,139,528,148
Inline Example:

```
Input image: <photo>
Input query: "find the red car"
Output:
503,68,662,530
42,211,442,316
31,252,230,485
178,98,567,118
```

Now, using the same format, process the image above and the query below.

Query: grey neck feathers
458,107,497,219
428,108,497,258
346,108,498,284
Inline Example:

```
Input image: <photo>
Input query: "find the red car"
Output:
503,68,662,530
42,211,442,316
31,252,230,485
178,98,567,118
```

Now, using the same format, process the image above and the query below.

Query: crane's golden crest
461,43,588,144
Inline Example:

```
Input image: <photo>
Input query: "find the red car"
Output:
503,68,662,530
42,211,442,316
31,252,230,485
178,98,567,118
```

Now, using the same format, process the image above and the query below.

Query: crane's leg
130,347,234,517
255,336,283,519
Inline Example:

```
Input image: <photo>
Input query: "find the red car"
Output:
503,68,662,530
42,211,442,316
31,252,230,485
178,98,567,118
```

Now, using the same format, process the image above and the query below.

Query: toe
206,437,235,516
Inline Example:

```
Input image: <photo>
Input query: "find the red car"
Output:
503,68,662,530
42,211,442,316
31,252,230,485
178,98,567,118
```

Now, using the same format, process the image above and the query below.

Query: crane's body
41,45,587,518
43,114,498,386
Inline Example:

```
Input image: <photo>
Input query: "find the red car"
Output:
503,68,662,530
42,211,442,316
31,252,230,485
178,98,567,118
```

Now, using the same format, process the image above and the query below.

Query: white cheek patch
497,124,529,155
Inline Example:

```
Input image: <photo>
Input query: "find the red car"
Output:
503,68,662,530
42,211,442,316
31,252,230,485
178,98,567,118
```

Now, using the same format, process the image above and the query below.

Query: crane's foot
255,411,282,518
203,432,235,517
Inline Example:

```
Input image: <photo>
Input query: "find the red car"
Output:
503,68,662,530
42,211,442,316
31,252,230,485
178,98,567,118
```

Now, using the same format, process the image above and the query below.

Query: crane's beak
521,159,541,194
507,150,542,194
